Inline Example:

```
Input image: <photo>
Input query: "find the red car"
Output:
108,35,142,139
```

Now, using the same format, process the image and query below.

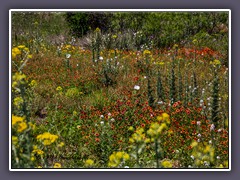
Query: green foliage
65,12,112,37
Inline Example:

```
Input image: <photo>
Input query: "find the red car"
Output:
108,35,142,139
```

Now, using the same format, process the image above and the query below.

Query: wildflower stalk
211,70,220,128
184,73,189,107
157,70,165,102
178,59,183,102
155,139,160,168
170,64,176,105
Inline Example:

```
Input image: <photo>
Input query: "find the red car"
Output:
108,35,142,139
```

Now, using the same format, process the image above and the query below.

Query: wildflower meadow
10,10,230,170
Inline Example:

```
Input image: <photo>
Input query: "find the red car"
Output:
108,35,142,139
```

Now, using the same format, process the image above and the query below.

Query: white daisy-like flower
134,85,140,90
66,54,71,59
99,56,103,60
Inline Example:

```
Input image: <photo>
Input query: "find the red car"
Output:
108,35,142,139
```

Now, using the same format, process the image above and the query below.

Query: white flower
66,54,71,59
217,156,220,160
124,166,129,168
190,155,195,160
175,150,179,154
210,124,215,131
197,139,201,142
218,128,222,132
100,121,104,125
110,118,115,122
100,115,104,118
144,76,147,79
99,56,103,60
134,85,140,90
197,121,201,126
157,101,163,105
209,140,212,144
197,133,201,138
77,64,79,67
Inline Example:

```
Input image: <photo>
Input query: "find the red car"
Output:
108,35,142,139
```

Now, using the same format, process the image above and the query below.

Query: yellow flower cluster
129,128,147,144
29,80,37,87
36,132,58,146
210,59,221,66
53,163,62,168
108,151,130,167
156,61,165,66
61,44,75,54
161,159,173,168
12,45,31,59
143,49,151,56
157,113,170,124
191,141,215,167
13,97,24,109
12,72,26,85
85,159,94,167
12,47,21,59
12,136,18,145
12,115,28,133
147,122,168,138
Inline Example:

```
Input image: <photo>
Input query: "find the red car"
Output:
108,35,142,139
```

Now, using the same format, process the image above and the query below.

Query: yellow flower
73,111,78,116
37,132,58,146
128,126,134,131
27,54,33,59
161,159,173,168
24,47,30,52
192,39,198,44
95,27,101,32
12,136,18,145
29,80,37,87
122,153,130,160
210,59,221,66
162,113,170,124
53,163,61,168
17,121,28,132
56,86,63,92
12,72,26,84
85,159,94,167
157,116,163,121
108,151,129,167
143,50,151,56
191,141,198,148
12,115,24,126
173,44,178,49
12,47,21,59
112,34,117,39
158,62,165,66
18,45,25,49
32,149,44,156
31,156,35,161
57,142,65,148
13,97,24,108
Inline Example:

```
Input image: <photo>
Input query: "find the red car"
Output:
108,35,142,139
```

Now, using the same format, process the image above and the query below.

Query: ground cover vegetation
11,11,229,169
